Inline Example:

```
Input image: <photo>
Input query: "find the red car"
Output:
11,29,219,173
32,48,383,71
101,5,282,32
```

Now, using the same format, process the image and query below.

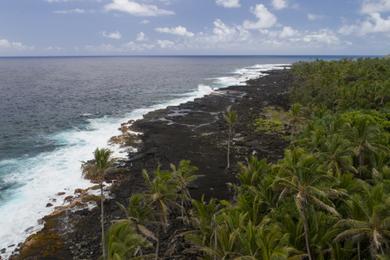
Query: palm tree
170,160,199,223
344,113,389,175
317,134,357,177
108,194,156,259
289,103,305,136
81,148,114,260
237,218,297,260
224,106,238,169
274,148,341,260
334,184,390,258
142,167,178,259
107,219,152,260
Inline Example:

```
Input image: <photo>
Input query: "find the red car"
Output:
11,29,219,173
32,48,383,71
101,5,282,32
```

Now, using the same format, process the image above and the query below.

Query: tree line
85,58,390,259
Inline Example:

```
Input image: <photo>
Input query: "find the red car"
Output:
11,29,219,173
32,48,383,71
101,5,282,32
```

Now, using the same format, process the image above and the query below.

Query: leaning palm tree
274,148,342,260
334,184,390,259
224,106,238,169
81,148,114,260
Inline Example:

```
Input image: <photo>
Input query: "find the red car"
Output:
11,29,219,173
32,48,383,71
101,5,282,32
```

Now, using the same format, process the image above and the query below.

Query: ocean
0,55,348,257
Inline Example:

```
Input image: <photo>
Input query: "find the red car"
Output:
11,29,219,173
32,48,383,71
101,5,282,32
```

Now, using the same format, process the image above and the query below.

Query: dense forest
103,58,390,259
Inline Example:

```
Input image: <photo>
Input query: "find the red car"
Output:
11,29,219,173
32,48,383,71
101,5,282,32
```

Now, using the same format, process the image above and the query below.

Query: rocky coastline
10,68,292,259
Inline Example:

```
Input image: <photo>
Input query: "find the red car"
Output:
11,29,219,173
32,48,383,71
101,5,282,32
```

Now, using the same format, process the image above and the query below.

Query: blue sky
0,0,389,55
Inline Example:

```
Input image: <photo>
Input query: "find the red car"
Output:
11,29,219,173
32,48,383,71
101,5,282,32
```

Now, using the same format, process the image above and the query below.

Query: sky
0,0,389,56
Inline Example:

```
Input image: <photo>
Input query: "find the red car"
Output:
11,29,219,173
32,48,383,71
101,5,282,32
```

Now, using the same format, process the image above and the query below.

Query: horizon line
0,54,383,59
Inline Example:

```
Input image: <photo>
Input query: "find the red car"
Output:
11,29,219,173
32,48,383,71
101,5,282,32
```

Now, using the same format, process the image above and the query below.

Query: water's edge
0,63,289,259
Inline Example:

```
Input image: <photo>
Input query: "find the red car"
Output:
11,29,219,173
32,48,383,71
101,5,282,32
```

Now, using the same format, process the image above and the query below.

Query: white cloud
307,13,324,21
243,4,277,30
215,0,240,8
0,38,33,51
212,19,249,41
155,26,194,37
46,0,76,3
104,0,174,16
339,0,390,36
53,8,86,14
101,31,122,40
140,19,150,24
47,46,63,51
302,29,340,45
339,13,390,35
136,32,146,41
157,39,175,48
279,26,298,38
361,0,390,14
123,41,155,51
272,0,287,10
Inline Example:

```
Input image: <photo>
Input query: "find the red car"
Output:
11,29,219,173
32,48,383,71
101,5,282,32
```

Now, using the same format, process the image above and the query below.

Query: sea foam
0,63,289,259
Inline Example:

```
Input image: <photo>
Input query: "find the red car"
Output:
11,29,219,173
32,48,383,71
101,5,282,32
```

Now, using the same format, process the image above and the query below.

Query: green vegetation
224,106,238,169
254,105,305,136
107,160,200,259
82,148,114,260
105,58,390,259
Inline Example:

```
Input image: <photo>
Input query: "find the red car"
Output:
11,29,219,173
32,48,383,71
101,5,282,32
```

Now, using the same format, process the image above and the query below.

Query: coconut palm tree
289,103,305,136
343,113,389,175
108,193,156,259
224,106,238,169
107,219,152,260
317,134,357,177
81,148,114,260
142,167,178,259
274,148,341,260
334,184,390,258
237,218,297,260
170,160,199,223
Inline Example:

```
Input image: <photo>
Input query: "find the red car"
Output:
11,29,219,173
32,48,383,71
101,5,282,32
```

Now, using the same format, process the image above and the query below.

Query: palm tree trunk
302,210,313,260
155,225,160,260
100,182,107,260
357,241,361,260
227,127,231,169
359,153,364,170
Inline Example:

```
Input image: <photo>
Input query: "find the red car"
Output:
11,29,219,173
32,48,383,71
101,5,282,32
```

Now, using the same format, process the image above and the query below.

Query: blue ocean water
0,55,352,256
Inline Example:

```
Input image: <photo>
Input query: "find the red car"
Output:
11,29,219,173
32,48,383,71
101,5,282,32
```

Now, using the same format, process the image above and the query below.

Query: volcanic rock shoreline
11,68,292,259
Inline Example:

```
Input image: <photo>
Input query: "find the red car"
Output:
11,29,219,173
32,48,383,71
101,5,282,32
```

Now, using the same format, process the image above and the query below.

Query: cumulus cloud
155,26,194,37
272,0,288,10
104,0,174,16
101,31,122,40
307,13,324,21
302,29,340,44
53,8,86,14
279,26,298,38
339,13,390,35
243,4,277,30
157,39,175,48
215,0,241,8
212,19,249,41
361,0,390,14
136,32,146,41
0,38,33,51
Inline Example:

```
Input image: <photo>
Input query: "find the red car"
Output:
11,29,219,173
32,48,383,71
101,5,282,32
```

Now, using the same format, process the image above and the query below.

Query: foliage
107,58,390,259
107,160,199,259
187,58,390,259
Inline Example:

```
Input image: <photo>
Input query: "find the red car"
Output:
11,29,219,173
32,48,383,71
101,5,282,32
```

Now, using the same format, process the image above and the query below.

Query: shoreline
9,67,291,259
0,63,288,259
